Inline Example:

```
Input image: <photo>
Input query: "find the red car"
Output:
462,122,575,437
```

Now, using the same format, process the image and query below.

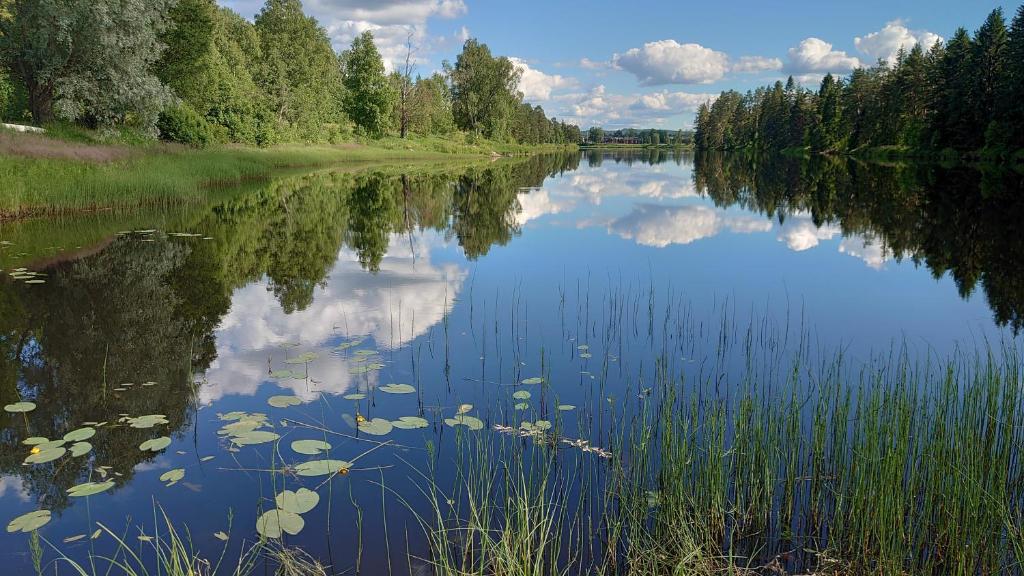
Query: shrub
157,104,214,147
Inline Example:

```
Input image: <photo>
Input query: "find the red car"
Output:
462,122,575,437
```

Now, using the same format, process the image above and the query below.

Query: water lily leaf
67,481,115,497
270,370,299,380
557,405,576,411
4,402,36,413
512,390,532,400
343,393,366,400
213,531,229,541
219,420,261,436
230,431,280,446
91,529,102,540
291,439,332,455
521,377,545,385
35,439,66,450
267,395,302,408
580,353,592,359
577,345,589,351
128,415,169,429
379,384,415,394
335,339,364,351
22,437,49,446
160,469,185,486
534,420,552,430
294,459,352,477
256,509,304,538
25,447,66,464
283,352,319,365
63,427,96,442
457,404,473,414
444,415,484,431
63,534,85,543
200,456,215,462
7,510,50,533
515,402,530,410
276,488,319,514
70,442,92,457
358,418,393,436
139,437,172,452
392,416,429,429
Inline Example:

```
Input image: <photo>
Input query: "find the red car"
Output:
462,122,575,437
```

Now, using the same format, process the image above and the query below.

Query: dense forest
584,127,693,146
0,0,580,147
694,6,1024,159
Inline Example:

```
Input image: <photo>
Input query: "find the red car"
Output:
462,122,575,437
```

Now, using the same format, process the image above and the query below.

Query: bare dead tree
398,31,417,139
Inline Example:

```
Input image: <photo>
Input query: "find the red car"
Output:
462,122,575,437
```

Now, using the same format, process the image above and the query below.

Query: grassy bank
0,128,575,220
580,143,694,150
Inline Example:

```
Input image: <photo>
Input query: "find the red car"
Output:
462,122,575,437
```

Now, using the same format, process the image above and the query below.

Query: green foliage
695,6,1023,159
448,39,520,140
0,64,11,120
157,104,215,148
342,31,394,137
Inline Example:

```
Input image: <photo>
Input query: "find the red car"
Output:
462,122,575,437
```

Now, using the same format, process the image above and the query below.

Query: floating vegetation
457,404,473,414
24,447,66,464
520,377,544,385
267,395,303,408
160,469,185,486
294,459,352,477
230,431,280,446
69,442,92,457
4,401,36,413
520,420,552,432
125,414,169,429
343,393,366,400
444,414,484,431
379,383,415,394
514,402,529,410
512,390,531,400
349,363,384,375
291,440,332,455
67,481,115,497
392,416,429,429
256,509,304,539
275,489,319,515
62,427,96,442
334,339,365,352
579,353,592,359
6,510,51,533
557,405,575,411
139,437,172,452
358,418,393,436
22,437,48,446
270,370,302,380
284,352,319,365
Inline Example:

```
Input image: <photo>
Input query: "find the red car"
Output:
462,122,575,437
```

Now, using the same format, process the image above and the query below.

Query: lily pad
270,370,300,380
128,414,169,429
392,416,429,429
275,488,319,514
67,481,115,497
24,447,66,464
457,404,473,414
267,395,302,408
512,390,532,400
335,339,364,351
4,402,36,413
139,437,172,452
255,509,304,539
7,510,51,533
219,420,262,436
379,383,415,394
343,393,366,400
358,418,393,436
291,439,332,455
294,459,352,477
534,420,552,430
63,427,96,442
230,431,280,446
557,405,576,411
70,442,93,457
521,377,545,385
444,415,484,431
515,402,530,410
160,469,185,486
22,437,49,446
284,352,319,365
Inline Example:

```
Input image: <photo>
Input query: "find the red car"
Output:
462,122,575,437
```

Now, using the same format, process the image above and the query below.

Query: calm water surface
1,151,1021,573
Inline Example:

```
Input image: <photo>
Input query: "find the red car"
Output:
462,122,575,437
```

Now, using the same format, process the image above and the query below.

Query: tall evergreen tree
971,8,1008,148
813,74,843,151
996,5,1024,150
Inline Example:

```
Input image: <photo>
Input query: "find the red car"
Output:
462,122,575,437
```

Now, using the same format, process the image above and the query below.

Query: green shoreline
0,131,575,221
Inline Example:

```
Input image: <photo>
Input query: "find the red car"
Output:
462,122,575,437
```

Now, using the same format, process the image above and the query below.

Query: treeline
0,0,579,147
695,6,1024,158
585,127,692,146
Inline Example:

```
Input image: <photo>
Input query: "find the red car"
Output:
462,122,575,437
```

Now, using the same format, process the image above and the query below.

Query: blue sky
218,0,1017,129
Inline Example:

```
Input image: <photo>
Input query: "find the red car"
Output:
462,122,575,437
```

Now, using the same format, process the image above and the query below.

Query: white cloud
198,233,465,404
0,476,29,502
608,204,772,248
220,0,467,71
613,40,730,85
516,189,574,225
732,55,784,73
786,38,861,75
855,20,943,65
579,57,612,70
777,215,841,251
839,235,889,269
555,85,716,129
509,58,579,101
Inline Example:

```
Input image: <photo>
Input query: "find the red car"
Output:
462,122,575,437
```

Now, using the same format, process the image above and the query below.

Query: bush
157,104,215,147
0,68,13,121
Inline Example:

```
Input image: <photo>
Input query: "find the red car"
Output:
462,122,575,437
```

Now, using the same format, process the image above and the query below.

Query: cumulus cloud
555,85,716,129
786,38,861,75
221,0,467,71
509,58,579,101
776,215,841,251
0,476,29,502
839,235,889,269
198,233,465,404
516,189,575,225
855,20,943,65
612,40,730,85
732,55,784,73
608,204,772,248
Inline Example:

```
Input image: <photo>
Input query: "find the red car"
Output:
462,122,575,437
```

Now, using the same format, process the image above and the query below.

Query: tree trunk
27,81,54,125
